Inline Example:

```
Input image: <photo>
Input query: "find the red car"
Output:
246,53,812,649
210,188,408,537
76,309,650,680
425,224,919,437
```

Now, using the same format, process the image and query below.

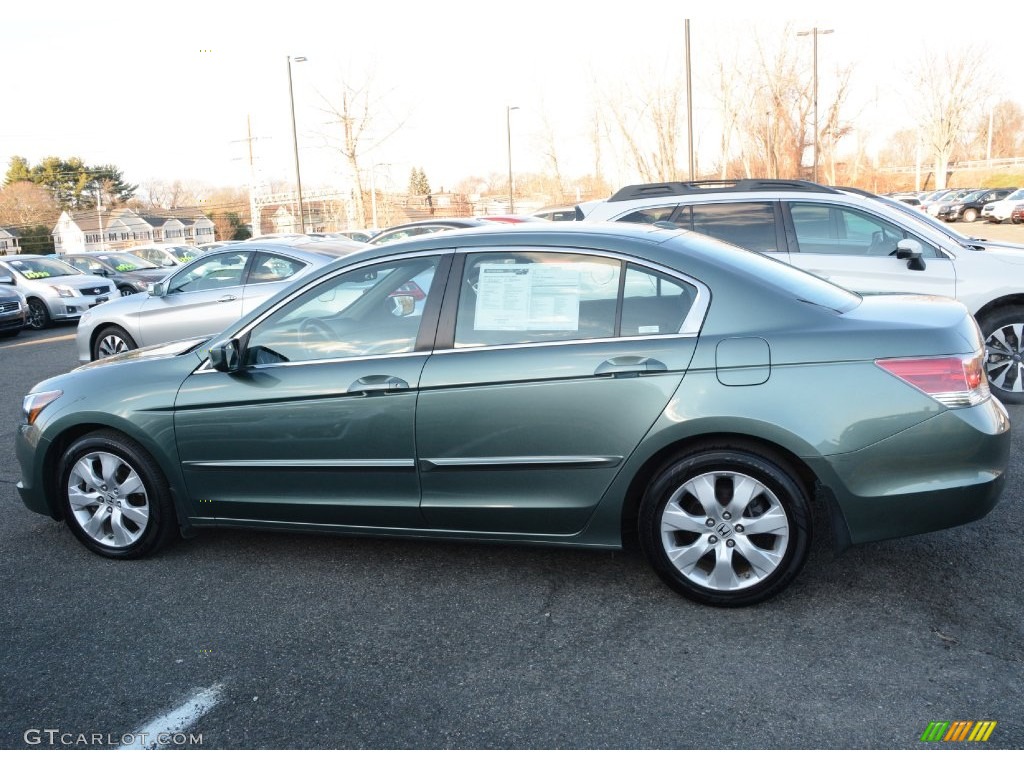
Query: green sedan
15,223,1010,606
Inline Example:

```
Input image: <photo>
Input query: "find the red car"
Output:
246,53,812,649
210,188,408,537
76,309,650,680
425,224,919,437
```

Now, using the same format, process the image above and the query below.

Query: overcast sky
4,1,1022,199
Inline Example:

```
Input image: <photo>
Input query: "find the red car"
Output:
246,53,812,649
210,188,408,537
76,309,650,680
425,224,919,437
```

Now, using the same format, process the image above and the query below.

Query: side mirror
388,294,416,317
895,239,926,272
149,281,168,297
208,338,242,372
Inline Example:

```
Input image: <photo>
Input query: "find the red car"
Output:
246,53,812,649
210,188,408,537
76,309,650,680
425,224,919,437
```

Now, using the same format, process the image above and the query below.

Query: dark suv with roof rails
578,178,1024,403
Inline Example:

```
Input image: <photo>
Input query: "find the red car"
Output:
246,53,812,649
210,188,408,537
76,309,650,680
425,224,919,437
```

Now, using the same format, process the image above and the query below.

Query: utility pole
685,19,695,179
797,27,833,183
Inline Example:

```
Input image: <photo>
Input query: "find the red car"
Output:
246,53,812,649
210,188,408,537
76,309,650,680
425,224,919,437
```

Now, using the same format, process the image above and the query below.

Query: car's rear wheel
980,307,1024,404
962,208,978,223
27,298,52,330
57,430,176,558
639,448,811,607
92,326,137,359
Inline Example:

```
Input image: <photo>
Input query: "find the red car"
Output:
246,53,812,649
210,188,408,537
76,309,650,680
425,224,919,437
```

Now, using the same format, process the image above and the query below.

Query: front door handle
594,356,668,377
348,375,410,394
217,294,238,303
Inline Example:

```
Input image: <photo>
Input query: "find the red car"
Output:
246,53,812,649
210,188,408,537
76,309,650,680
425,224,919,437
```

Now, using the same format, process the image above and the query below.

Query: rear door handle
217,294,238,303
594,356,668,377
348,375,410,394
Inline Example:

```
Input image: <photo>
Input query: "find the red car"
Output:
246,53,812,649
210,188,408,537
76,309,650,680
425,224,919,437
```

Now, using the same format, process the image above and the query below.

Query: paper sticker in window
474,263,581,331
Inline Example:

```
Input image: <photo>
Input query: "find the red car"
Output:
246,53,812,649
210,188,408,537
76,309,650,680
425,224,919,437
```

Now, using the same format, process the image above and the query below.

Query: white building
52,209,216,254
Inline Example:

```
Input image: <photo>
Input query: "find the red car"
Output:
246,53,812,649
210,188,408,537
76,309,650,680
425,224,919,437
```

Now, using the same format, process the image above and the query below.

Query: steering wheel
298,317,337,346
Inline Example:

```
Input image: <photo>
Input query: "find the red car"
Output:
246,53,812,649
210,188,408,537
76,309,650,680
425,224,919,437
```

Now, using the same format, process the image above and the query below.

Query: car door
784,201,957,298
415,248,703,535
174,252,451,528
135,250,255,346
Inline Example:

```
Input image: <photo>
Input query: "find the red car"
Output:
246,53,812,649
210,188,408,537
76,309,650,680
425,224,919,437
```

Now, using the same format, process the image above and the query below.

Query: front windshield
4,257,84,279
91,252,161,271
1005,189,1024,202
872,197,971,242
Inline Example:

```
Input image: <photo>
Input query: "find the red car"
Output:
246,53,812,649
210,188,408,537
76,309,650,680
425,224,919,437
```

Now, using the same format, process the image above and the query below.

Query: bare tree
317,69,407,228
910,47,990,189
819,66,855,184
141,179,199,210
0,181,60,229
535,105,567,202
597,65,686,183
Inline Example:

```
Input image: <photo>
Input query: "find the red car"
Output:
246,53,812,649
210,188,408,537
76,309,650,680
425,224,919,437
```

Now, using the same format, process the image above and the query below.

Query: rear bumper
810,398,1010,546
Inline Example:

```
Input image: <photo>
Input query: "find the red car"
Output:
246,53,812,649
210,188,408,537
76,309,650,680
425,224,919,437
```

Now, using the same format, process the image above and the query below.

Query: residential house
52,209,216,254
0,228,20,255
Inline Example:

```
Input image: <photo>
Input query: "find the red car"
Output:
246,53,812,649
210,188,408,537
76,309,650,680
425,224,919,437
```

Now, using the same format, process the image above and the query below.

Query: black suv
938,187,1016,223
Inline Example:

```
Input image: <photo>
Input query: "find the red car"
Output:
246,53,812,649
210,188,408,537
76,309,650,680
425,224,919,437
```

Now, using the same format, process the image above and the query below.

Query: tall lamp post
796,27,833,183
506,105,519,214
287,55,307,234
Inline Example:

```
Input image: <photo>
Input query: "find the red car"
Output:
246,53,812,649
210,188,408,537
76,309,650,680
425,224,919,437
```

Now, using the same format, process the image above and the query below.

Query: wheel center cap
715,521,733,538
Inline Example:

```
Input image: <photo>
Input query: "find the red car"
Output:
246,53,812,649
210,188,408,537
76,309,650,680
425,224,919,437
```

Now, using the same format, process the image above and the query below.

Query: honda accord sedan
17,223,1009,606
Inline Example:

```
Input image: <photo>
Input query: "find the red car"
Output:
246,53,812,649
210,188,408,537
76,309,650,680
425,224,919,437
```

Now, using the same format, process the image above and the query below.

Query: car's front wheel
639,447,811,607
92,326,137,359
57,431,176,558
26,298,52,330
980,307,1024,404
962,208,978,223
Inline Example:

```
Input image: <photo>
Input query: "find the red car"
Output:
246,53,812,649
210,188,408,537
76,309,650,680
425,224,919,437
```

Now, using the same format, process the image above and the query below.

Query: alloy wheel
659,470,790,592
66,450,150,548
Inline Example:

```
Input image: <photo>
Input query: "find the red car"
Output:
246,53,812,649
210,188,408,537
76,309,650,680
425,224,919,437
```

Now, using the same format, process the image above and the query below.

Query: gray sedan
76,239,361,360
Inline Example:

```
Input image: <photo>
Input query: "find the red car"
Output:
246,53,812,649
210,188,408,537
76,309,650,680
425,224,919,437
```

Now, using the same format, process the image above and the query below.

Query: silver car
76,240,362,361
0,255,116,330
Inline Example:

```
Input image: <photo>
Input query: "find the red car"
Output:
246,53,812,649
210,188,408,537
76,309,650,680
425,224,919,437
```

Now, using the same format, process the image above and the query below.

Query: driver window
168,252,252,294
790,203,937,258
243,255,440,365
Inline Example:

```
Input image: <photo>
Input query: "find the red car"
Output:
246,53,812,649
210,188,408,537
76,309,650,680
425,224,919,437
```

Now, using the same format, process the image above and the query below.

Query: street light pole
797,27,833,183
506,105,519,214
287,55,307,234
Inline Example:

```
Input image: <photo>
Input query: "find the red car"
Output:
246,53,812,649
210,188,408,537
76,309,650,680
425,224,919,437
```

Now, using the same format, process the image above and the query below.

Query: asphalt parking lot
2,222,1023,750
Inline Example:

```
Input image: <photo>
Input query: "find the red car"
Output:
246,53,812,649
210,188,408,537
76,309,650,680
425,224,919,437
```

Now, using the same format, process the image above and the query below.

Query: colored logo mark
920,721,997,742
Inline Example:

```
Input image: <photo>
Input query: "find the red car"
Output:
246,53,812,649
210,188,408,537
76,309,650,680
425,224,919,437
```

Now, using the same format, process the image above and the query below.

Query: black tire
962,208,978,223
979,306,1024,405
92,326,138,359
119,286,138,297
56,430,176,559
638,448,811,607
26,298,52,330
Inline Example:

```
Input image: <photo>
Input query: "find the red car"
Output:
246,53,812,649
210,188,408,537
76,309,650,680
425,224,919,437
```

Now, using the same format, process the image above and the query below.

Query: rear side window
674,202,780,252
455,252,697,348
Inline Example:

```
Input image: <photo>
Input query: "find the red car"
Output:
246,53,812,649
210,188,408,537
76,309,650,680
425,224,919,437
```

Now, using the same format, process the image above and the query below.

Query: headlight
50,285,75,298
22,390,62,425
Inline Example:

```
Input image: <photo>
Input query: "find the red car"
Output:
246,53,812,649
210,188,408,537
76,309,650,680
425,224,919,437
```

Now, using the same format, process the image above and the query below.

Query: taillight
875,352,989,407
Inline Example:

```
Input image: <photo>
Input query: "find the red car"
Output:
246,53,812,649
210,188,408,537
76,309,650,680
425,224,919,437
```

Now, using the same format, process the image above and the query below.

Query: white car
577,178,1024,403
981,188,1024,223
0,255,116,330
124,244,205,268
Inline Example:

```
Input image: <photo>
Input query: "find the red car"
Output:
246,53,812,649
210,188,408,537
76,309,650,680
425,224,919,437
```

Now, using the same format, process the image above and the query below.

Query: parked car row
903,186,1024,223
